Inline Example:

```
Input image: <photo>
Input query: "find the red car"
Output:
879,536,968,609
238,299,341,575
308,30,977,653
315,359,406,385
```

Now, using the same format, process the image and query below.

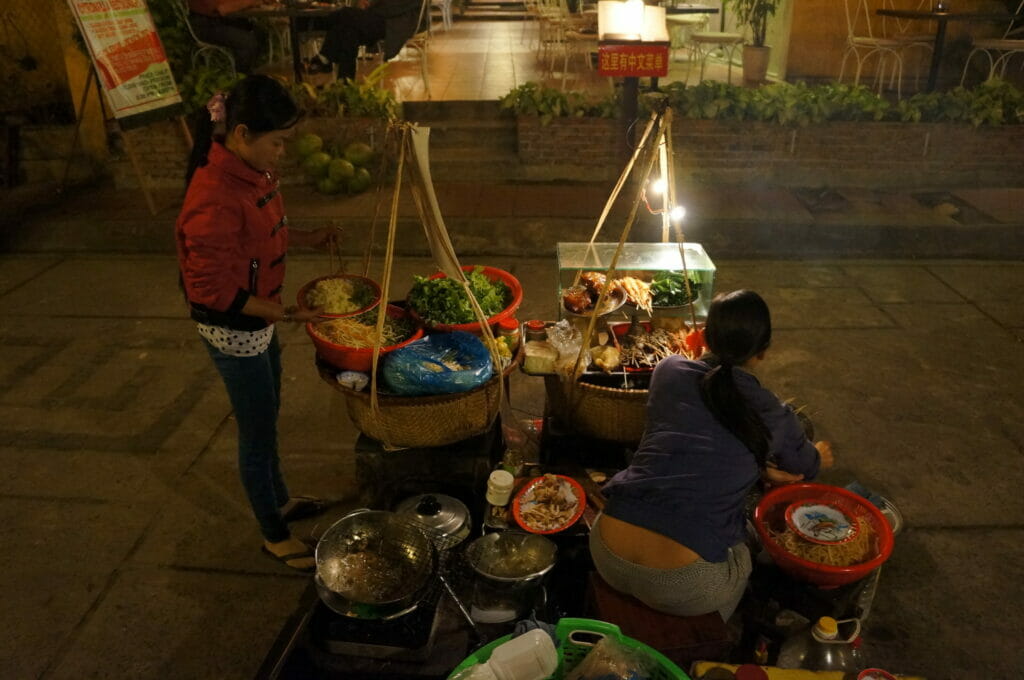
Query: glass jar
483,469,515,531
497,317,521,353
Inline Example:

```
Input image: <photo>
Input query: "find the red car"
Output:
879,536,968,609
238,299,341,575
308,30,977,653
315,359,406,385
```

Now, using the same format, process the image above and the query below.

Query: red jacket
176,142,289,331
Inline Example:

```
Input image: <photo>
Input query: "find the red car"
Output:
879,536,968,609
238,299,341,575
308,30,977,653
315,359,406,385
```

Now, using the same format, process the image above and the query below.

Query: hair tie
206,93,226,123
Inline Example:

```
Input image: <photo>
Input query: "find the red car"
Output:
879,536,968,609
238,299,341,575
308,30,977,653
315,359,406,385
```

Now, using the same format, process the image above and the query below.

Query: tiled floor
352,18,737,101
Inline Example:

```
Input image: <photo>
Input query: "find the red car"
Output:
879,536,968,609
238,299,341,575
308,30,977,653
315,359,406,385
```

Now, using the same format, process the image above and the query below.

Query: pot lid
394,493,472,546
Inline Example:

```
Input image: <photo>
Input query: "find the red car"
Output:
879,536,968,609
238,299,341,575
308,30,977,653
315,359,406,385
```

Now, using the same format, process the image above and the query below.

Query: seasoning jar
497,318,521,353
483,469,515,531
523,320,547,342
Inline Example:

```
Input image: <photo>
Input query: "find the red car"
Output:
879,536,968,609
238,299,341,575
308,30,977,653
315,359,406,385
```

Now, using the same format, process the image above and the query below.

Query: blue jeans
203,331,290,542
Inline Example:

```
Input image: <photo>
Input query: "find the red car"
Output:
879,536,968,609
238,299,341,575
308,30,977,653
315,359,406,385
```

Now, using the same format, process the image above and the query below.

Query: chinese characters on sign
597,43,670,78
66,0,181,123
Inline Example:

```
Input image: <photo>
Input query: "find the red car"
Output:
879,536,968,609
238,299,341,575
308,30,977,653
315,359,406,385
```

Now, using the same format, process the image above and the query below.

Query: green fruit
302,151,332,179
295,133,323,158
347,167,372,194
316,176,342,195
328,158,356,183
343,141,374,167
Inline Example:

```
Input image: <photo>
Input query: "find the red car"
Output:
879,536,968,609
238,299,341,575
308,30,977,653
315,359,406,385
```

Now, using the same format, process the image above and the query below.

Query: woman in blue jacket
592,290,834,621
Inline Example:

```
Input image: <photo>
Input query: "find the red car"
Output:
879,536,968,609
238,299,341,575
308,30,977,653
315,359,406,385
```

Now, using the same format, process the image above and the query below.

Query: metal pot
314,509,436,620
464,531,557,623
393,493,472,551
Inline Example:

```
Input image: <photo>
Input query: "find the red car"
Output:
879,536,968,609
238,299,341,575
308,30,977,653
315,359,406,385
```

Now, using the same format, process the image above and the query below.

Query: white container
486,629,558,680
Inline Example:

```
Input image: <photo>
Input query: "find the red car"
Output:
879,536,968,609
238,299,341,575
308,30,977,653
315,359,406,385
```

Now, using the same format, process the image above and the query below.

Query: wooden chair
585,572,734,668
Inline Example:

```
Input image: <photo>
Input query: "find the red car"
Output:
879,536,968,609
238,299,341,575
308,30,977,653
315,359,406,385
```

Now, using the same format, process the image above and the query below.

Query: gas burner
311,577,443,660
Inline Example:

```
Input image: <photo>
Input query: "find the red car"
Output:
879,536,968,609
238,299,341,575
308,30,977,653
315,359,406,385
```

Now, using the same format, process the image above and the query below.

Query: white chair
393,0,433,98
432,0,454,31
686,30,744,84
838,0,905,98
172,0,236,75
960,0,1024,85
881,0,934,91
666,13,711,63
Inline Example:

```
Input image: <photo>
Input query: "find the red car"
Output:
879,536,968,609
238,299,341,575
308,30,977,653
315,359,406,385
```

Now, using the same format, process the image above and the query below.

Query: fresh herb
650,271,701,307
408,267,510,325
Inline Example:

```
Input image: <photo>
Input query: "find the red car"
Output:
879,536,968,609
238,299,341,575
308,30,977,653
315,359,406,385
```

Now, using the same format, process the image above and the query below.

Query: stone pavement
1,250,1022,679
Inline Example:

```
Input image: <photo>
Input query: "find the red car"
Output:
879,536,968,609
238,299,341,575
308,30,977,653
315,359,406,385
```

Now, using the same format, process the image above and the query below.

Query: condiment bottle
497,318,521,353
483,469,515,532
776,616,864,671
523,319,547,342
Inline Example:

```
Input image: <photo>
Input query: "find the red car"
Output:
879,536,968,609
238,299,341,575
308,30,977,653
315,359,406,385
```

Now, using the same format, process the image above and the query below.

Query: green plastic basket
448,617,691,680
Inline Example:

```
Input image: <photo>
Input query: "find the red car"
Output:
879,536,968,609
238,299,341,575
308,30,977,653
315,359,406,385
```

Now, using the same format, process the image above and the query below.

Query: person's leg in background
189,13,261,73
320,7,387,80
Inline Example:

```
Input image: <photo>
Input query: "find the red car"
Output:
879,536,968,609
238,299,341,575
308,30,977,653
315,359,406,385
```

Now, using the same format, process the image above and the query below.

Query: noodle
770,518,876,567
312,316,412,349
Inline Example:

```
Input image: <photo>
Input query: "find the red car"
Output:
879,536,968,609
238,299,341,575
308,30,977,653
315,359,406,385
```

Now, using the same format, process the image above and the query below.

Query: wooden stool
585,572,733,668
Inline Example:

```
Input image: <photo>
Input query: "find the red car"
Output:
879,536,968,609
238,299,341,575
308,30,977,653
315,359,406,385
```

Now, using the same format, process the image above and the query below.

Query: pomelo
347,167,372,194
343,141,374,167
302,151,332,179
328,158,356,183
295,133,323,159
316,176,343,195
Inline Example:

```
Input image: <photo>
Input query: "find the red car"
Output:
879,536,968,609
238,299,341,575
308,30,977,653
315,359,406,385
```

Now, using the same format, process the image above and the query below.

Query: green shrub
499,82,619,124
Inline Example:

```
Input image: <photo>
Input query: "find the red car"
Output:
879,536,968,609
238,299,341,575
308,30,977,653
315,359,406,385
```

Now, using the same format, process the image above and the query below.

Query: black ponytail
699,290,773,468
185,75,302,187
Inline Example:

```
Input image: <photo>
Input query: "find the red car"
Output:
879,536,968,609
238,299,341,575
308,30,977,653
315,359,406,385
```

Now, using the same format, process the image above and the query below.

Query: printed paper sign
597,43,670,78
66,0,182,123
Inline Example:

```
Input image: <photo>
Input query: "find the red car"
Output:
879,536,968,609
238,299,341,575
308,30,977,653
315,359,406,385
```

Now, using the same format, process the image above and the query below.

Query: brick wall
516,117,1024,188
112,117,388,189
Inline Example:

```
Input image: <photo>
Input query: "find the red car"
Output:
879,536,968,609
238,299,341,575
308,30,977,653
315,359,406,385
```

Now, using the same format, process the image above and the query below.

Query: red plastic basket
408,265,523,335
296,274,382,319
306,305,423,372
753,483,894,588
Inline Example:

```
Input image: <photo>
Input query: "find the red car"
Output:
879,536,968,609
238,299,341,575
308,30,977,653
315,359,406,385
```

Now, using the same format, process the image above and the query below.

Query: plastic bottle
483,469,515,531
485,629,559,680
776,616,864,671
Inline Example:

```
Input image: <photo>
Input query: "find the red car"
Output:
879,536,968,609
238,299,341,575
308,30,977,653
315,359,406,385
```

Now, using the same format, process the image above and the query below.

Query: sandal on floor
280,495,329,523
261,543,315,572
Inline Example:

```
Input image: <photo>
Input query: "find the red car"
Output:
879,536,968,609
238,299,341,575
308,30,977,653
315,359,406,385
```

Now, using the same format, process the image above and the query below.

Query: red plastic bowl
753,483,894,588
512,474,587,535
297,274,382,319
306,304,423,372
408,265,523,335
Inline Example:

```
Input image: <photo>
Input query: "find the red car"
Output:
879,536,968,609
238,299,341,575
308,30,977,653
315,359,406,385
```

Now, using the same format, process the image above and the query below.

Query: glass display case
555,242,717,321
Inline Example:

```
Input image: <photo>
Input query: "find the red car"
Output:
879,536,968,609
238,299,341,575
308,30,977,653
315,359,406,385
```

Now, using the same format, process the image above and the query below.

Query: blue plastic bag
382,331,494,396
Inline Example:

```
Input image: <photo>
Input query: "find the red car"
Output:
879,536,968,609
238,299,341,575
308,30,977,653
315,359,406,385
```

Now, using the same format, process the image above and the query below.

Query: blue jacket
602,355,821,562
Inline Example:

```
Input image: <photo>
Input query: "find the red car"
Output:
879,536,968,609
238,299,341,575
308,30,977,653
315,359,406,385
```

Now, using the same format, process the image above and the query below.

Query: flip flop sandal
261,544,315,572
280,496,329,523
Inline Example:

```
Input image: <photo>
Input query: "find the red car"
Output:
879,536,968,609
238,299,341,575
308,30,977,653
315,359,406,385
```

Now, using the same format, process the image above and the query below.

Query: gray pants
589,516,751,622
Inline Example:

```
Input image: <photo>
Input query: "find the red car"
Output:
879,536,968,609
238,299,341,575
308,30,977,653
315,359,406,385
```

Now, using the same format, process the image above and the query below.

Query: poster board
66,0,183,129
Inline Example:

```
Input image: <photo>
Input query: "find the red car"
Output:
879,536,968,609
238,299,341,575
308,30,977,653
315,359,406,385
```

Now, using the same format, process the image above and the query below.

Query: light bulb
670,205,686,222
651,178,667,195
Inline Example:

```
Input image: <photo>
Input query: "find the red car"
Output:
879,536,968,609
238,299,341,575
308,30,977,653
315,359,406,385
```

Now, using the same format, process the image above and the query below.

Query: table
236,4,341,82
876,8,1017,91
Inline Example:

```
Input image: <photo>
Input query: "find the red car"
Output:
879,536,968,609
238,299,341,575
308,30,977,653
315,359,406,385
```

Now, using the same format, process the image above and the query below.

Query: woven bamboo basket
544,376,648,445
322,359,515,449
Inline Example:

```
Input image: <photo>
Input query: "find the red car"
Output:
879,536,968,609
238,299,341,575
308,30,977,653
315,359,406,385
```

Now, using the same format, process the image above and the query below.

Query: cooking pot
464,531,557,624
393,493,472,551
314,509,436,620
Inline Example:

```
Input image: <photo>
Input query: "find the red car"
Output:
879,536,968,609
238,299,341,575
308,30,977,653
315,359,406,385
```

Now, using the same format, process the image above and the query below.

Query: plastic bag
565,635,657,680
545,319,585,376
382,331,493,396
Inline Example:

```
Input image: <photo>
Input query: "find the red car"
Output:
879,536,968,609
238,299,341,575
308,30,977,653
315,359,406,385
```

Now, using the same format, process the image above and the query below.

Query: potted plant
725,0,780,85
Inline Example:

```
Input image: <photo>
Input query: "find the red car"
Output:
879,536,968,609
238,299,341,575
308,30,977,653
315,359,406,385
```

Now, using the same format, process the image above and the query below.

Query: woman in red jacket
176,75,336,571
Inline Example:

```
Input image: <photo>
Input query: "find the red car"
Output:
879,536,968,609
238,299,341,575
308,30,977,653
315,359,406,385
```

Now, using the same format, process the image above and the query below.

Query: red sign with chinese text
598,43,670,77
